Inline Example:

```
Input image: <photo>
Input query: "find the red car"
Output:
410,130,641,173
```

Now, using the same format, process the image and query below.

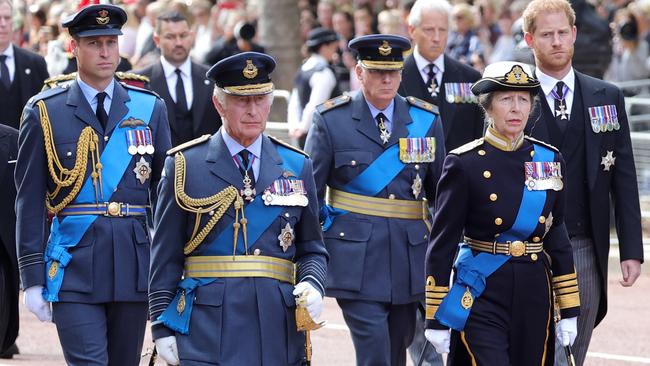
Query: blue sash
43,90,156,302
321,106,436,230
158,143,306,334
434,143,553,330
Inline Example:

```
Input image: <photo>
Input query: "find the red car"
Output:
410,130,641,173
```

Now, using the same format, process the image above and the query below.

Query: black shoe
0,343,19,359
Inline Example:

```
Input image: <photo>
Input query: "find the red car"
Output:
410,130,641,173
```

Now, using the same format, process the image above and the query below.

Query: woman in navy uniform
424,61,580,365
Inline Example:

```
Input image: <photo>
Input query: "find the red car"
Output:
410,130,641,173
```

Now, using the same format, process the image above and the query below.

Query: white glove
292,282,323,320
556,317,578,347
424,329,450,354
24,285,51,322
154,336,179,365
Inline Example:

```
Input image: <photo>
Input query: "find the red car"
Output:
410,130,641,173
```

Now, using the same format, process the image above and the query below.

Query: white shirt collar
221,128,263,159
0,44,14,58
413,47,444,74
536,67,575,97
160,55,192,78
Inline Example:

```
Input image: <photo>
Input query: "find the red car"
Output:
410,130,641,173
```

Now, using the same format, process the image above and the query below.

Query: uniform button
478,149,486,156
104,136,109,142
66,151,72,157
530,150,535,157
284,212,290,218
483,170,491,178
351,160,357,166
538,216,546,224
415,164,420,170
532,236,541,243
495,217,503,225
339,232,345,237
253,248,261,256
209,210,215,216
531,253,538,261
388,194,395,199
489,193,497,201
423,234,427,240
494,233,500,238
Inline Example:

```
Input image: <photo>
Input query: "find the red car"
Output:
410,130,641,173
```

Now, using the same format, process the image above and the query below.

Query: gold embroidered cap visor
62,4,127,37
206,51,276,96
349,34,411,71
471,61,540,95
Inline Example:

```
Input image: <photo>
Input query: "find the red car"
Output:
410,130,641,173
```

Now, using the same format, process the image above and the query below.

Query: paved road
1,257,648,365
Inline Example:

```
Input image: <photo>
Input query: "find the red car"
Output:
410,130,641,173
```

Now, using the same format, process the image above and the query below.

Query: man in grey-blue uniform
148,52,328,366
15,5,171,365
304,34,445,366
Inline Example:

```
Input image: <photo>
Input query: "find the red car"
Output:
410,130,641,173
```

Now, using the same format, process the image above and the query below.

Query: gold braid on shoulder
38,100,103,215
174,152,247,256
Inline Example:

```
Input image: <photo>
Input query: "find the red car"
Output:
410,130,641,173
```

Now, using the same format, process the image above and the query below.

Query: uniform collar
221,128,262,159
484,125,524,151
76,76,115,104
365,98,395,122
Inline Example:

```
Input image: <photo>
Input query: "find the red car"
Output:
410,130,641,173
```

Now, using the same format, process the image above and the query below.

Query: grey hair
212,86,275,106
408,0,453,27
477,90,538,124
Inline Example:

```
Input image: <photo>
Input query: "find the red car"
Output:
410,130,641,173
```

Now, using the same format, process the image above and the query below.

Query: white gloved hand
24,285,51,322
424,329,450,354
154,336,179,365
292,281,323,320
556,317,578,347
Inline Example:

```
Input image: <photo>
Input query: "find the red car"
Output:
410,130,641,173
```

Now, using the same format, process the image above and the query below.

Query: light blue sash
320,106,436,230
158,143,306,334
434,143,553,330
43,90,156,302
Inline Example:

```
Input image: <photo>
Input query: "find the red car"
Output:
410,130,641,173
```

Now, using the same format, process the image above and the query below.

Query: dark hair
155,10,189,34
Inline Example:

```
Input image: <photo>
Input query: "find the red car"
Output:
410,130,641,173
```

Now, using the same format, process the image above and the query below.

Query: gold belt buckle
106,202,122,217
509,241,525,257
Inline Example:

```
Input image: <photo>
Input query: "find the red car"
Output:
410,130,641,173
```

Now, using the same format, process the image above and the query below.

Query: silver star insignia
556,103,569,120
601,151,616,171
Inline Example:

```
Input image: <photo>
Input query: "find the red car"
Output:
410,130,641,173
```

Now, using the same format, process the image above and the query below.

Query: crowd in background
7,0,650,97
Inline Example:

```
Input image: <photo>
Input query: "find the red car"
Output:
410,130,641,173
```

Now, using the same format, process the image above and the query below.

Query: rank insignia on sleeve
399,137,436,163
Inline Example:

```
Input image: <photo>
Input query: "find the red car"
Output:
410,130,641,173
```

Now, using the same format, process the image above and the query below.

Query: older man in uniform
523,0,644,364
15,5,171,365
148,52,328,365
305,34,445,366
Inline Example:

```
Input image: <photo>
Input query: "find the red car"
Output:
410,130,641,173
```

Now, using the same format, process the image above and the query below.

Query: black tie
554,81,568,132
0,55,10,89
238,149,255,184
96,92,108,130
175,69,188,112
426,63,439,103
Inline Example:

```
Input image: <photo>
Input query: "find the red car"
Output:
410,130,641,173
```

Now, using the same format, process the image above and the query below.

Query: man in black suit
523,1,643,365
0,124,18,358
0,0,48,130
133,10,220,147
398,0,484,152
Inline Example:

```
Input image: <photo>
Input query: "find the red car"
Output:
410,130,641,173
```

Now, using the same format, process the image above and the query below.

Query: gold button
530,150,535,157
388,194,395,199
532,236,541,243
351,160,357,166
495,217,503,225
104,136,109,142
483,170,491,178
253,248,261,256
339,232,345,237
531,253,538,261
478,150,486,156
539,216,546,224
489,193,497,201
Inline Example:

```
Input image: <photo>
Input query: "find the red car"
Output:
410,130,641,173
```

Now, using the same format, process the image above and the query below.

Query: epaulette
166,134,211,155
450,138,484,155
316,94,351,114
406,96,439,115
27,86,68,107
41,72,77,91
121,82,160,98
268,135,309,157
525,136,559,152
115,71,150,83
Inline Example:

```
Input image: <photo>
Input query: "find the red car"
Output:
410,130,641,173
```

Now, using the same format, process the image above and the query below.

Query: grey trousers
555,237,601,366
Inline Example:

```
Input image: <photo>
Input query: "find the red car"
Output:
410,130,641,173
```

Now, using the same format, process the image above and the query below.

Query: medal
126,130,137,155
262,178,309,206
524,161,563,191
278,222,295,252
144,128,155,155
241,174,256,201
133,156,152,184
411,173,422,199
600,151,616,171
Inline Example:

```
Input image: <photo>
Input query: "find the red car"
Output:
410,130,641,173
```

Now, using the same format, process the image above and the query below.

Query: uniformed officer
424,61,580,365
304,34,445,366
149,52,328,366
15,4,171,365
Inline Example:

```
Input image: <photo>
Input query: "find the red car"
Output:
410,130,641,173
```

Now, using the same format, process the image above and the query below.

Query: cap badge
378,40,392,56
505,65,529,84
96,9,110,25
243,60,258,79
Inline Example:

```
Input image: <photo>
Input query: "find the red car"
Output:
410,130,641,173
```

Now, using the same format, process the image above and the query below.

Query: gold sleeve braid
552,272,580,309
425,276,449,320
174,152,245,255
38,100,103,214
